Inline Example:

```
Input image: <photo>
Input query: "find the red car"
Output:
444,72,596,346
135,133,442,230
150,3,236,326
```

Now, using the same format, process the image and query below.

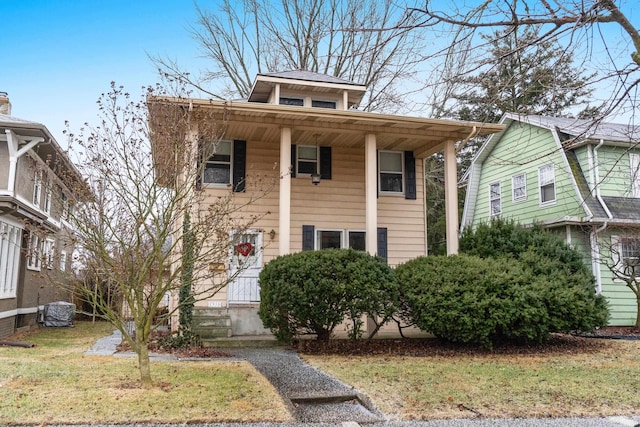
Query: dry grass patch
302,337,640,420
0,322,291,425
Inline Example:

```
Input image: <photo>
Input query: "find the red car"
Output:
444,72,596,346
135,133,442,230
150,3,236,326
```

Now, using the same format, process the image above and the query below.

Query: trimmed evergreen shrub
397,220,609,348
258,249,398,343
461,219,609,333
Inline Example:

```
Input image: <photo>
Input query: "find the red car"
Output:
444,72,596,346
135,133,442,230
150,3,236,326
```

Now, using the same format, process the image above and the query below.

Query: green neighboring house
462,114,640,326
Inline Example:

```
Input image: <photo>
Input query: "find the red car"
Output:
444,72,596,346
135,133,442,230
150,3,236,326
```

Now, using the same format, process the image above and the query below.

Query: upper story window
61,193,70,221
203,141,232,185
44,185,52,215
43,239,55,270
378,151,404,194
630,153,640,197
538,164,556,205
490,182,502,217
512,173,526,202
311,100,336,109
33,170,42,206
296,145,318,175
280,97,304,107
348,231,366,251
316,230,343,249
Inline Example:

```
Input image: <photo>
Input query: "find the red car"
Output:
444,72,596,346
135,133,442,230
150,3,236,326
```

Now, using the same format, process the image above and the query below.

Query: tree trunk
137,341,153,387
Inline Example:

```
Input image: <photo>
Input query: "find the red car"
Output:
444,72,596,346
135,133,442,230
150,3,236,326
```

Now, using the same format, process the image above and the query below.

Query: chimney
0,92,11,115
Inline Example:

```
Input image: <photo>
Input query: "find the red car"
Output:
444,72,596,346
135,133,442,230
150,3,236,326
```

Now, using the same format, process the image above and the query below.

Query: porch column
444,140,459,255
279,127,292,255
365,133,377,255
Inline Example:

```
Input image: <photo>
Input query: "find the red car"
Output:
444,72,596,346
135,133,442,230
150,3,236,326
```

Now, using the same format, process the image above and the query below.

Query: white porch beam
444,140,459,255
365,133,378,255
279,127,292,255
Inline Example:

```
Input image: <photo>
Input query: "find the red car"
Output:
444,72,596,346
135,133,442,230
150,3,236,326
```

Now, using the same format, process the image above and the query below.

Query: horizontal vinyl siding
379,160,425,266
597,146,639,197
598,229,639,326
290,145,367,251
472,123,584,226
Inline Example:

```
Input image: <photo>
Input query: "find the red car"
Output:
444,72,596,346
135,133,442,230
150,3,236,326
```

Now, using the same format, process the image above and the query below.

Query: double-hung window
489,182,501,217
296,145,318,175
60,250,68,271
43,239,55,270
44,185,52,215
620,237,640,278
378,151,404,194
33,170,42,206
348,231,366,251
512,173,526,201
27,233,41,271
538,164,556,205
203,141,232,185
0,221,21,299
630,153,640,198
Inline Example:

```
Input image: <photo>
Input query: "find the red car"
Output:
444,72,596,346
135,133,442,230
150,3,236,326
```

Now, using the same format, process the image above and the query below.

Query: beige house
0,93,82,338
150,71,502,337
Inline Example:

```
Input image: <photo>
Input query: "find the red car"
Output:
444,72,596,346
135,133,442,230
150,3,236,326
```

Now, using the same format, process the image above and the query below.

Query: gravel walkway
229,348,385,423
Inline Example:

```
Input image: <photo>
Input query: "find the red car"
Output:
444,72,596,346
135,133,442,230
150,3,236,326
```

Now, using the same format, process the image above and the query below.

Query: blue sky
1,1,207,146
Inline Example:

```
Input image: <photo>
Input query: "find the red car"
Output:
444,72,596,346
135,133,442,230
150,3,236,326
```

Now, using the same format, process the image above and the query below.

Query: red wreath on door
236,242,253,257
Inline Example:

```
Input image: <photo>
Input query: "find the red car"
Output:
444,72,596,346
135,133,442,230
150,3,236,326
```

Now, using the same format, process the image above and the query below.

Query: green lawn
0,322,291,425
303,339,640,419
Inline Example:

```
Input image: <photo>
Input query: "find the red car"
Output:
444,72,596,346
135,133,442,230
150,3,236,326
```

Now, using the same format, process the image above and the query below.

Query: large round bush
397,255,552,348
258,249,398,342
461,219,609,333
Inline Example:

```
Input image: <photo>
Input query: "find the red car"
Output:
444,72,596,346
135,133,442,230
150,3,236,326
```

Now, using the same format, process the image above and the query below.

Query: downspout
590,139,613,294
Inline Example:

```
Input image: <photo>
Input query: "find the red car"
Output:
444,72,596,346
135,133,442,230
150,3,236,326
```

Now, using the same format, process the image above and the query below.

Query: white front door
228,231,263,304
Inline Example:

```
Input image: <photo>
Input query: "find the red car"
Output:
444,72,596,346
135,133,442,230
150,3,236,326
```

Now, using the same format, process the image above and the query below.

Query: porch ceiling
150,97,504,159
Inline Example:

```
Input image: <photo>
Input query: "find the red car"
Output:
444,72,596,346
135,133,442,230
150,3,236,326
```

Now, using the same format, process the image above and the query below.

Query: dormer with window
247,70,366,110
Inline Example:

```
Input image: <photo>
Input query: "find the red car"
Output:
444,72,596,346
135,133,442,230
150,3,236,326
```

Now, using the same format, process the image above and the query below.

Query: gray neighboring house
0,93,83,338
462,113,640,326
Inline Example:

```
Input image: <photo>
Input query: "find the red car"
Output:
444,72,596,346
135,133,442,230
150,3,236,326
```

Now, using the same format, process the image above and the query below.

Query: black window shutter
376,150,379,199
404,150,416,200
302,225,315,251
233,140,246,192
290,144,297,178
196,140,203,190
320,146,332,180
377,227,388,261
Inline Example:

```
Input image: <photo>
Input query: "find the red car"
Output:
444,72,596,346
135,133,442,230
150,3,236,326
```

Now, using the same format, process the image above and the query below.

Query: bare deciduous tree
52,83,271,387
406,0,640,121
153,0,427,112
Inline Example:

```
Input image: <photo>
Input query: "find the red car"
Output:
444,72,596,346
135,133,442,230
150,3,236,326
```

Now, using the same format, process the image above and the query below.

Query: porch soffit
151,97,503,158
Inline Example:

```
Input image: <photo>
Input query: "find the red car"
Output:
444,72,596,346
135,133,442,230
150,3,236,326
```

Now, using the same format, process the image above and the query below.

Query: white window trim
44,185,52,215
489,182,502,217
43,238,55,270
296,145,319,176
60,250,68,272
512,172,527,202
27,233,41,271
0,220,21,299
378,150,405,195
315,229,344,250
202,140,233,187
33,170,42,207
612,235,640,280
630,152,640,198
538,164,556,206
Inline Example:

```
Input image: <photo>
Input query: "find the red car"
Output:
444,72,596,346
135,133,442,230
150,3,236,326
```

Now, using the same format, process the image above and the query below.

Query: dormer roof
247,70,367,107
